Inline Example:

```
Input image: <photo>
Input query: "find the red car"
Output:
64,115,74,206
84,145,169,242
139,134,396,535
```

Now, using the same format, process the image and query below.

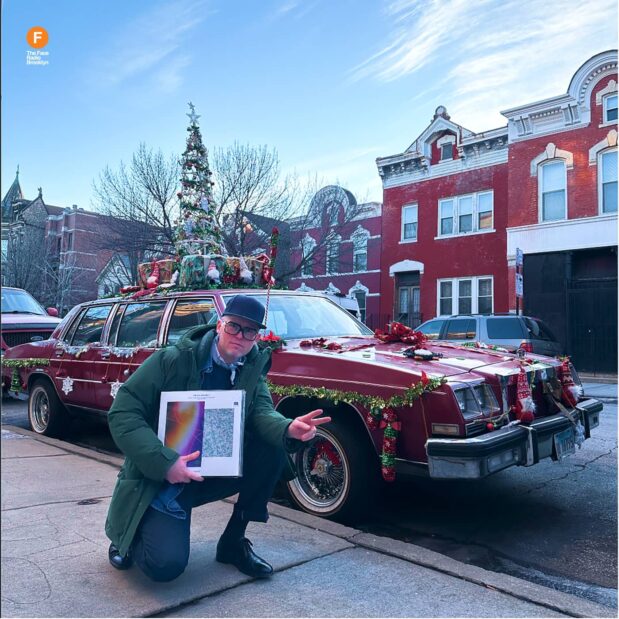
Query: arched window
599,149,618,213
301,234,316,277
351,226,369,273
539,161,567,221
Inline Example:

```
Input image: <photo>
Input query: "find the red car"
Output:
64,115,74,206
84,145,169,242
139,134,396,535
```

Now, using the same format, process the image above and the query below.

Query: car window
116,302,167,348
70,305,113,346
486,317,525,339
1,288,46,315
417,319,445,340
167,299,218,345
445,318,476,340
523,317,556,341
222,294,373,339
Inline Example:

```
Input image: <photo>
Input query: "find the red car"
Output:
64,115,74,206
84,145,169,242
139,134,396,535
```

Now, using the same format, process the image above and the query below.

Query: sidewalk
581,381,618,403
1,426,614,619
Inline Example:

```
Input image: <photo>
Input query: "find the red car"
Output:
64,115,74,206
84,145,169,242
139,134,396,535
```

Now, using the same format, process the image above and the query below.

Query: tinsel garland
2,358,51,368
2,359,50,393
267,376,446,481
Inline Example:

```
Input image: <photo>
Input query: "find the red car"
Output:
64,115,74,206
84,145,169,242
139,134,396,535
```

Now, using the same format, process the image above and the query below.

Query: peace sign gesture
286,409,332,441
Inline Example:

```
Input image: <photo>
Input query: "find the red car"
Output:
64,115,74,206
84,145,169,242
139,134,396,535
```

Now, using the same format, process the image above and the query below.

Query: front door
396,285,421,328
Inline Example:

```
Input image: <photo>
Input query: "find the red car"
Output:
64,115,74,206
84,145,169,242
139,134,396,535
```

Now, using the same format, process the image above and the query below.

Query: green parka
105,325,296,556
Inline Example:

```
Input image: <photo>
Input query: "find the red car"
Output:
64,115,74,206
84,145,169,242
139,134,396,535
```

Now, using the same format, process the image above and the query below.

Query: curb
3,425,615,618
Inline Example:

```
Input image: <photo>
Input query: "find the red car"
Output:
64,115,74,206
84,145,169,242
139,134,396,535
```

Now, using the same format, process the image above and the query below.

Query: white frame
598,148,618,215
436,276,494,316
326,236,340,274
603,93,618,124
538,160,567,222
401,204,418,242
437,191,494,238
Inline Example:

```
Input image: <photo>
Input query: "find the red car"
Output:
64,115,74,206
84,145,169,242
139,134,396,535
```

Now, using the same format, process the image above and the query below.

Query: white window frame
326,235,341,274
436,276,494,316
538,160,567,222
598,148,618,215
437,191,494,238
603,93,618,124
351,227,369,273
300,234,316,277
401,204,418,242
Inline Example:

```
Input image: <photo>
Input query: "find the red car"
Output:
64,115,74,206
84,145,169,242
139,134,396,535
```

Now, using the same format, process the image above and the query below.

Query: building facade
502,49,617,372
287,185,383,327
376,50,617,373
376,107,509,328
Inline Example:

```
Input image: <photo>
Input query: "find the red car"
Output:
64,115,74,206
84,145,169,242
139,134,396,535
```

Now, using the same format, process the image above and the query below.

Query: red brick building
287,185,383,327
376,107,509,328
502,49,617,372
375,50,617,372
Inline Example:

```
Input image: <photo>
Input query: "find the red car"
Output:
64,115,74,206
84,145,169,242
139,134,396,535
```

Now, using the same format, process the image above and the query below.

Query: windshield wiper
1,310,44,315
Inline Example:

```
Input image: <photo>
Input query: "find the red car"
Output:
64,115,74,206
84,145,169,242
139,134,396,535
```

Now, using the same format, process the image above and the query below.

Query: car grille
2,330,54,348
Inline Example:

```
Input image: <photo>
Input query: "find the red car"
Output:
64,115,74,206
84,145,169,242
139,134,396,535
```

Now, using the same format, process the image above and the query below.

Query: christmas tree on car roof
121,103,278,297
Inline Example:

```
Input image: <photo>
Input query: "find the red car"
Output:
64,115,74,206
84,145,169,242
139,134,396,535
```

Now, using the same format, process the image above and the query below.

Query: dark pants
131,438,286,582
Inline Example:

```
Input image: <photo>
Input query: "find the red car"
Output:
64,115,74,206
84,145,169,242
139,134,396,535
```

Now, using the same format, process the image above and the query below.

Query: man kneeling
105,295,329,582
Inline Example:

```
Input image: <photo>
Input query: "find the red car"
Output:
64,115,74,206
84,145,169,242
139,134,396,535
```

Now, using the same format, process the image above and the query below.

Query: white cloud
350,0,617,131
87,0,211,93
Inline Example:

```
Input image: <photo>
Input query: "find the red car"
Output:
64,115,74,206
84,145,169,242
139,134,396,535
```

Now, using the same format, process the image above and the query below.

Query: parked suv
416,314,563,357
1,287,61,354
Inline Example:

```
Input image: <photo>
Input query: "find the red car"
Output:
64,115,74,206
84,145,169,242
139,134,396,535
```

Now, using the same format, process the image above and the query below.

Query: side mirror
47,307,59,317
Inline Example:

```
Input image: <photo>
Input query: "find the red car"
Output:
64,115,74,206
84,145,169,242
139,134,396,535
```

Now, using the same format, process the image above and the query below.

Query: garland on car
2,358,51,393
267,374,446,482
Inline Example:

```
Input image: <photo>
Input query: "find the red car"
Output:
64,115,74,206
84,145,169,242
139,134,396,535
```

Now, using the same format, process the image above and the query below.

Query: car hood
0,314,62,328
280,336,560,380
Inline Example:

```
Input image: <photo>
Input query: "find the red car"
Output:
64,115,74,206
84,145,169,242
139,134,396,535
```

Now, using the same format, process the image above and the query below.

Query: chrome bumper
426,398,603,479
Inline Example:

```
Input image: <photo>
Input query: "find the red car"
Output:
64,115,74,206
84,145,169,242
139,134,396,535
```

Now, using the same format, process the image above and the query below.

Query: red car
1,289,602,521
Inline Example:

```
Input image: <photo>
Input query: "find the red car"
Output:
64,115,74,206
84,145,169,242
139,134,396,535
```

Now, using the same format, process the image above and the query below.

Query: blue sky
2,0,617,210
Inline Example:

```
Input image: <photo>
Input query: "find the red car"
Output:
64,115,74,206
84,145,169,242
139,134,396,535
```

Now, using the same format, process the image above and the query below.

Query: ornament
62,377,74,395
239,257,253,284
559,358,581,407
207,259,220,283
375,322,427,347
515,368,535,424
110,381,122,399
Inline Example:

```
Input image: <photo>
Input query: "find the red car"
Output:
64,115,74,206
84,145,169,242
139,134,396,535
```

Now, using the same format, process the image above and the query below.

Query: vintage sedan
1,289,602,521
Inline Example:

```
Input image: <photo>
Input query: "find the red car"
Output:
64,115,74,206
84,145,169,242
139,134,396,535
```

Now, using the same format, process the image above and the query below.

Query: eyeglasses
223,320,259,341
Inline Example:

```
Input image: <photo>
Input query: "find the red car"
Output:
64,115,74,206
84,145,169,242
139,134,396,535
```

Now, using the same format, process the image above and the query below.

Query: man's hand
165,451,204,484
286,409,332,441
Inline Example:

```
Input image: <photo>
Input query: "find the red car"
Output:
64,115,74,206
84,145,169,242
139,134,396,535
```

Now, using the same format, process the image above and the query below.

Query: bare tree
4,210,47,297
41,250,81,316
92,143,179,282
212,143,365,282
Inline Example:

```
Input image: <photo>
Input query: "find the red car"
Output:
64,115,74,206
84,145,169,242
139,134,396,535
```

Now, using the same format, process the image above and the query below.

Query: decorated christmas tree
174,102,225,259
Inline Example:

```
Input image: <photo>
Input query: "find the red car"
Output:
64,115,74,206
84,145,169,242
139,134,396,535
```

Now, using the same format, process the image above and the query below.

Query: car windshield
222,294,374,340
1,288,46,315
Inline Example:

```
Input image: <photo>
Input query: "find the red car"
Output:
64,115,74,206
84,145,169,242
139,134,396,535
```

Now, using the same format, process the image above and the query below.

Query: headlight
454,386,481,420
473,384,500,414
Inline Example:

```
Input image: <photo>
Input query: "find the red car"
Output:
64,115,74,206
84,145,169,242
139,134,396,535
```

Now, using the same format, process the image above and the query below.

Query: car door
55,304,114,410
100,300,169,411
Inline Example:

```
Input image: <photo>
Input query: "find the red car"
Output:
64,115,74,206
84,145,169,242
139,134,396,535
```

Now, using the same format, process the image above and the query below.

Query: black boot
216,536,273,578
108,543,133,570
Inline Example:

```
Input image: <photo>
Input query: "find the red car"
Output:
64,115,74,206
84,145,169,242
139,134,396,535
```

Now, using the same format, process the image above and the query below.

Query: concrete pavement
1,426,615,618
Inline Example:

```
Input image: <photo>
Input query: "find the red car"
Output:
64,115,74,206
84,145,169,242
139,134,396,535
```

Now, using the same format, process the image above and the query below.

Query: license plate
554,427,576,460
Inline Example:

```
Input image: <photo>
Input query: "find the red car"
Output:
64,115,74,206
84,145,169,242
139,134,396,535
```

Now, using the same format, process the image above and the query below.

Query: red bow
375,322,427,347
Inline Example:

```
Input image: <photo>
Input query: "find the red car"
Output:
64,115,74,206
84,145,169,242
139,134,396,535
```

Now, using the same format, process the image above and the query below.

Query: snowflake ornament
61,377,74,395
110,380,123,399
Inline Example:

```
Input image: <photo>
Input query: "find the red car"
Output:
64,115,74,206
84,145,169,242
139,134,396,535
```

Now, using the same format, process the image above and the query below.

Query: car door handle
100,350,111,358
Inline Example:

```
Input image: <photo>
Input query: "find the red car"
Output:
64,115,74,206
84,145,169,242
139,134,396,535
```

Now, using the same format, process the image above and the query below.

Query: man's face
216,315,260,363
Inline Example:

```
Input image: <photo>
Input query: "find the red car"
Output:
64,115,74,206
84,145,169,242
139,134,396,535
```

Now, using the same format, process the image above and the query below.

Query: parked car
416,314,564,357
1,287,61,354
1,290,601,522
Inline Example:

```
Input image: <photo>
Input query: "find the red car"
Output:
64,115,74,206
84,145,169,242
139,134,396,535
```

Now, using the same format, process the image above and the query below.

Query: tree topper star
187,101,200,124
